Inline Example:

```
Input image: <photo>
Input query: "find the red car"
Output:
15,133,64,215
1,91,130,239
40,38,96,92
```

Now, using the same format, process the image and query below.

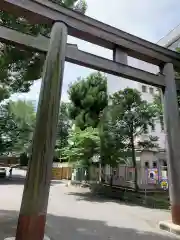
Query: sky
10,0,180,104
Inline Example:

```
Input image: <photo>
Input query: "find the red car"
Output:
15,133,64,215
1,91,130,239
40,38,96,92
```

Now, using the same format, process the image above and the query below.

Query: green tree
62,127,100,179
68,72,108,130
0,103,19,155
0,100,36,155
110,88,158,190
0,0,87,102
8,100,36,153
55,102,71,159
99,106,131,167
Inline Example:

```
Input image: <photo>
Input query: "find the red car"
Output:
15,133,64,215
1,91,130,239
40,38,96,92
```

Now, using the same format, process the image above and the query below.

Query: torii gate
1,0,180,239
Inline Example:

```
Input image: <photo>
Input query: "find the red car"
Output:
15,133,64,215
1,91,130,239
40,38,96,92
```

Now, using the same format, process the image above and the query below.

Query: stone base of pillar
159,220,180,236
4,236,50,240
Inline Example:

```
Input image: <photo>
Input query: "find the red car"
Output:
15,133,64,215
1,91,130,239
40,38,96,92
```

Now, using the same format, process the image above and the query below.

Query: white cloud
11,0,180,103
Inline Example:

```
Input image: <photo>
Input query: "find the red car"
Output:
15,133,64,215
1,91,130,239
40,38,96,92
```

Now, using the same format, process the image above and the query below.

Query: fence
52,162,72,180
102,165,168,191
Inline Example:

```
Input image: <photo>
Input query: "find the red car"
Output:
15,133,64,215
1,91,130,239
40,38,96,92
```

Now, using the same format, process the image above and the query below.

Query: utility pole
15,22,67,240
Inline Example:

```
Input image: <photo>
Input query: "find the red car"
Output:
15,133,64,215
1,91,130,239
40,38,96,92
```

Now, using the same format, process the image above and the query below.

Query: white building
107,24,180,170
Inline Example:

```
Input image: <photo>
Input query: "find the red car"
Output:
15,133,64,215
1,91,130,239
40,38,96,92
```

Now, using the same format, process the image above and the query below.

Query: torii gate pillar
14,22,67,240
159,63,180,232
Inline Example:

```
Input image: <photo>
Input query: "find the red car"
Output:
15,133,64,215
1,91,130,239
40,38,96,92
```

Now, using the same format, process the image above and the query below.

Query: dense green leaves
100,88,158,189
0,104,19,155
62,127,100,167
99,107,131,167
110,88,157,139
8,100,36,153
0,100,36,155
68,72,108,129
0,0,87,102
55,102,71,158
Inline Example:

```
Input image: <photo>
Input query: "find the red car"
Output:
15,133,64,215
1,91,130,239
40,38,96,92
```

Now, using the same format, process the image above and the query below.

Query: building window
153,161,157,168
149,87,154,94
145,161,149,168
142,85,147,92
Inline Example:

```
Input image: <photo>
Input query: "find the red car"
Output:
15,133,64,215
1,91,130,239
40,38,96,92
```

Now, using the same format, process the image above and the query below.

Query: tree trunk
130,133,138,192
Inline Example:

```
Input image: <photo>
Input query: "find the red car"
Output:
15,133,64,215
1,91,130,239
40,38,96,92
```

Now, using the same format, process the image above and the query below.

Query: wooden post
15,22,67,240
162,63,180,225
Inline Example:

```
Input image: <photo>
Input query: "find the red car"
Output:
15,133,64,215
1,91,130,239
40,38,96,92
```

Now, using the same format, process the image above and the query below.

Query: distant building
106,24,180,170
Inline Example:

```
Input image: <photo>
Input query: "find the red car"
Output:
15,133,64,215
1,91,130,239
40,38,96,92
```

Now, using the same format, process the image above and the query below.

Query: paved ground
0,169,177,240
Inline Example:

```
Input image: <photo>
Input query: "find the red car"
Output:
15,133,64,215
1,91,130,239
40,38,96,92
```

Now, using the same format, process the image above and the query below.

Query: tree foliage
62,127,100,167
0,100,36,155
99,107,131,167
0,0,87,102
0,104,19,155
55,102,71,159
68,72,108,129
101,88,158,190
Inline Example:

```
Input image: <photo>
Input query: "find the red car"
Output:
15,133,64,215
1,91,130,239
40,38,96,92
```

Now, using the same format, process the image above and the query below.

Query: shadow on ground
66,190,170,211
0,177,66,186
0,209,176,240
66,190,121,203
0,176,25,185
50,180,67,186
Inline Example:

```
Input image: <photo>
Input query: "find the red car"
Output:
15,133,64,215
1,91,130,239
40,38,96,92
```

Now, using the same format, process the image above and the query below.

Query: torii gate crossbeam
1,0,180,69
0,25,165,88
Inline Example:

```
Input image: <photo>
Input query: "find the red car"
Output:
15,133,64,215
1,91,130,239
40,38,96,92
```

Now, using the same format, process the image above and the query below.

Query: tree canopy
99,107,131,167
0,0,87,102
68,72,108,129
0,100,36,155
101,88,158,189
0,103,18,155
55,102,71,159
62,127,100,167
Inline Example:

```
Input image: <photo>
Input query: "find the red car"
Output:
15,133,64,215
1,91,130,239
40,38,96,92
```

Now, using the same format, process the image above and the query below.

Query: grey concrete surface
0,170,177,240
